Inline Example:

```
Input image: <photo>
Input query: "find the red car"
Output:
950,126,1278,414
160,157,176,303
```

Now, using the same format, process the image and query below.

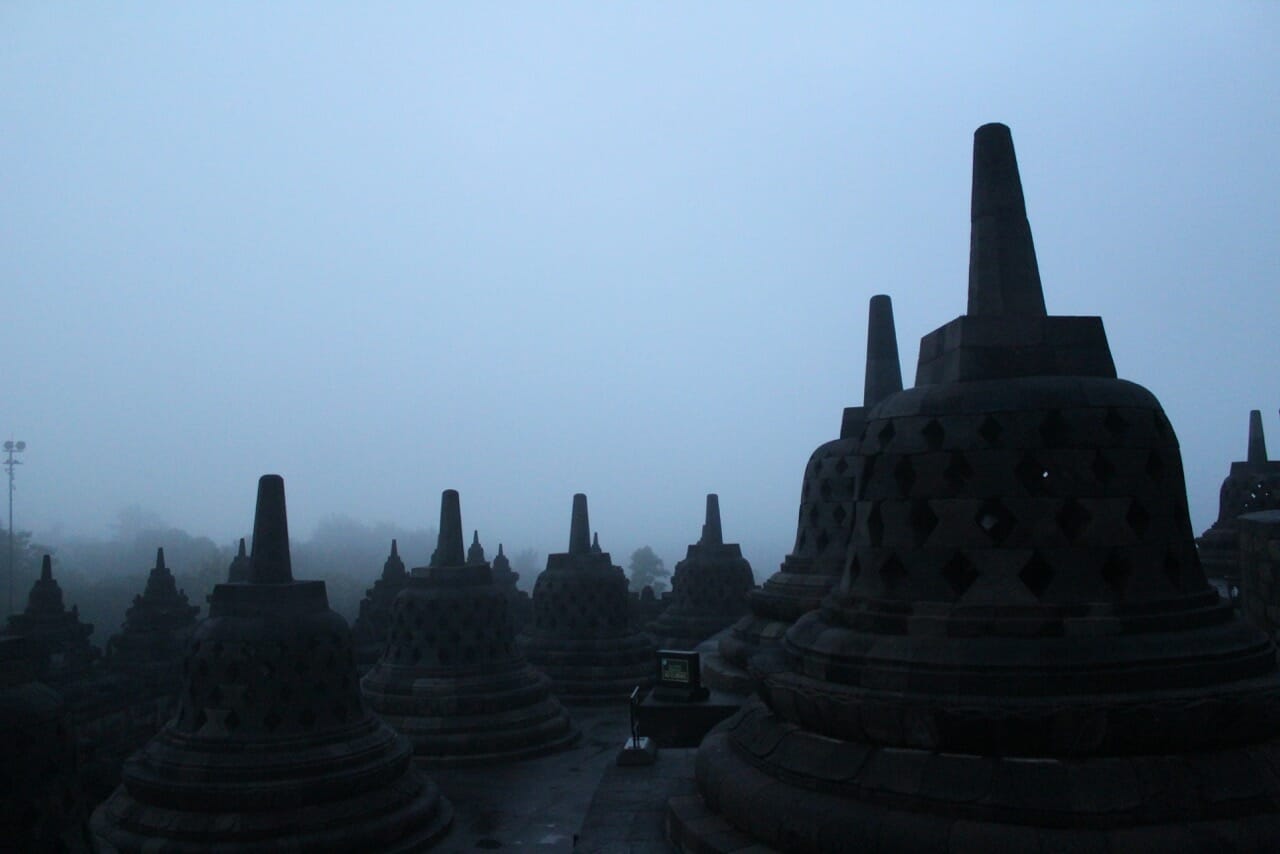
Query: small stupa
351,539,409,671
672,123,1280,852
521,494,655,704
1198,410,1280,599
105,547,199,695
90,475,453,852
490,542,532,633
5,555,98,682
362,490,578,764
225,537,250,582
647,495,755,650
706,294,902,692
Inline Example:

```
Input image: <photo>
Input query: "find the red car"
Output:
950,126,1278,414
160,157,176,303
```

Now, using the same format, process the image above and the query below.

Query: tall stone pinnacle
701,494,724,546
967,122,1047,318
154,548,166,572
433,490,466,567
237,538,246,558
390,538,399,559
569,494,591,555
591,532,602,554
40,554,51,581
248,475,292,584
1249,410,1268,464
863,294,903,407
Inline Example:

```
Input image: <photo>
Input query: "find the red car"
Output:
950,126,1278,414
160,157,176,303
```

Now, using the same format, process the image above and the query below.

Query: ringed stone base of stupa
520,632,655,705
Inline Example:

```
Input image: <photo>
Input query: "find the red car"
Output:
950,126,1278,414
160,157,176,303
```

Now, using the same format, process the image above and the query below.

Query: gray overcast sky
2,4,1278,571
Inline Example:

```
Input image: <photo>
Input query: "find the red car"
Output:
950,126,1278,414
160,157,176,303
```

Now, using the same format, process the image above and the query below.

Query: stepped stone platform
362,489,579,766
648,495,756,652
705,294,902,694
90,475,452,852
671,123,1280,852
521,494,655,705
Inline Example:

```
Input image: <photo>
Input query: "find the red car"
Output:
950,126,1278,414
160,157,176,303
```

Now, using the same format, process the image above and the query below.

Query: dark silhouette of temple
90,475,453,851
1198,409,1280,602
520,493,655,704
361,489,578,764
670,123,1280,851
351,539,409,671
647,494,756,650
706,294,902,693
6,555,98,683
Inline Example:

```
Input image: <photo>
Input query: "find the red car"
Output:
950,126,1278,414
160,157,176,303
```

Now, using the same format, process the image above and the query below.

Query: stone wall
1238,509,1280,640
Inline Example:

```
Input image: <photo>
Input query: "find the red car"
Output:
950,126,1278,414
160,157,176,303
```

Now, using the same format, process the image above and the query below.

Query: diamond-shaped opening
832,504,848,525
974,499,1015,544
835,457,849,475
867,503,885,547
878,420,897,448
922,419,945,451
1145,451,1166,483
894,457,917,496
1163,552,1181,589
908,500,938,546
941,553,978,597
1039,409,1068,445
978,415,1003,445
1020,551,1054,599
816,530,831,552
1056,499,1092,541
944,452,973,491
1126,500,1150,537
1104,408,1128,438
1016,451,1050,496
812,459,825,476
820,480,834,501
879,555,907,592
1102,551,1132,594
1092,451,1116,485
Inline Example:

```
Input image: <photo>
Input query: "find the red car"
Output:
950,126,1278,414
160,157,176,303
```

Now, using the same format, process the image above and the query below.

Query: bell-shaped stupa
225,537,250,583
90,475,453,852
672,124,1280,852
362,490,578,764
1198,410,1280,599
351,539,409,671
706,294,901,692
105,548,199,695
520,494,655,703
5,555,98,682
647,495,755,650
490,542,533,633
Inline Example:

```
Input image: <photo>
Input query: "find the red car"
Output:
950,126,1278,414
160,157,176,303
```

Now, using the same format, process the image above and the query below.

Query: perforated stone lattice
385,588,517,668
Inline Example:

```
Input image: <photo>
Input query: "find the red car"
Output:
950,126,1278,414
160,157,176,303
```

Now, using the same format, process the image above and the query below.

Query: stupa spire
569,494,591,555
863,294,903,407
248,475,292,584
701,494,723,546
967,122,1047,318
154,547,166,573
237,538,246,558
390,538,399,558
1249,409,1268,464
40,554,51,582
433,490,466,567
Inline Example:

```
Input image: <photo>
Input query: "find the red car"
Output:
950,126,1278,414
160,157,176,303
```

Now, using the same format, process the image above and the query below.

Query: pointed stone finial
864,295,903,407
432,489,466,567
154,547,166,572
237,538,246,558
40,554,52,581
248,474,293,584
701,494,724,546
569,494,591,555
591,532,602,554
967,123,1047,318
497,543,505,558
390,538,399,558
468,529,486,565
1248,410,1268,464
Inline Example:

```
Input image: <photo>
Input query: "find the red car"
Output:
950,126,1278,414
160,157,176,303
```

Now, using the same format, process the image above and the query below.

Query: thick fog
2,6,1278,603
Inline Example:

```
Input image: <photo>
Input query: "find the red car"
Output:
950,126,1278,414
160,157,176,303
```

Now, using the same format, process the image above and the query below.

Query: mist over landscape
2,6,1277,626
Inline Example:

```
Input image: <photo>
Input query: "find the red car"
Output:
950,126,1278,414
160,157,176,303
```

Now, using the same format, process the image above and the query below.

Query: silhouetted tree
627,546,669,594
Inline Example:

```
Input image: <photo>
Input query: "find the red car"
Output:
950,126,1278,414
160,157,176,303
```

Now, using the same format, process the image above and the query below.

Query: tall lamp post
4,440,26,618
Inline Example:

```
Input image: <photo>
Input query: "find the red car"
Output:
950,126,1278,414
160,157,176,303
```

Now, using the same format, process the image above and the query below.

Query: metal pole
4,440,25,618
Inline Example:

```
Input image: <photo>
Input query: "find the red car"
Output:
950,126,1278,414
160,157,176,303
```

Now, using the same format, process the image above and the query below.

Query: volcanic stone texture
648,495,756,651
521,494,655,705
90,475,452,852
362,490,578,765
674,123,1280,853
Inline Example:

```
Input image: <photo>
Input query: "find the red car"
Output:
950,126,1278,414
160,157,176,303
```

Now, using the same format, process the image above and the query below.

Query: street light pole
4,440,26,618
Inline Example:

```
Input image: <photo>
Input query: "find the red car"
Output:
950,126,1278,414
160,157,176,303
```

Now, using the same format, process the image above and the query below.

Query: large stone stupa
1198,410,1280,600
5,555,98,683
647,494,756,651
90,475,453,852
670,124,1280,852
351,539,409,671
706,294,902,692
106,547,200,694
521,494,655,704
362,490,578,765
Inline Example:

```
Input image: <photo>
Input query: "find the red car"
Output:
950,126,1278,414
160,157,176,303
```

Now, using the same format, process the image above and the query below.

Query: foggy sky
2,5,1278,573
